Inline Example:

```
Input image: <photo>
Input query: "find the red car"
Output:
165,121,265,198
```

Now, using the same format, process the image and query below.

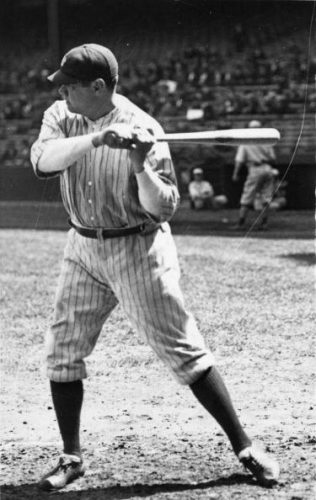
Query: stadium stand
0,0,315,208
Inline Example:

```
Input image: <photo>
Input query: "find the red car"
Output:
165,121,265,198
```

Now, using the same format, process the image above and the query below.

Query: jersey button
88,199,92,204
88,181,92,186
90,216,94,221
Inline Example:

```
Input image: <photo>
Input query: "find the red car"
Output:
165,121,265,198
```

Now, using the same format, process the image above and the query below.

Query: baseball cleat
238,445,279,487
38,454,85,491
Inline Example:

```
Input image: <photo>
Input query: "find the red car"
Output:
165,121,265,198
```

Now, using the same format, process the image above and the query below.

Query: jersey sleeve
235,145,247,164
269,146,276,163
202,181,213,195
138,120,180,222
145,122,177,186
30,102,66,178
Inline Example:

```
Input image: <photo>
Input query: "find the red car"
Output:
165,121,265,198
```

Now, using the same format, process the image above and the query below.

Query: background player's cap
193,168,203,174
47,44,118,86
248,120,262,128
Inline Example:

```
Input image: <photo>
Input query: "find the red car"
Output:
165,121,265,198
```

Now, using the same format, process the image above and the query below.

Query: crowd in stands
118,43,316,118
0,138,31,168
1,22,316,169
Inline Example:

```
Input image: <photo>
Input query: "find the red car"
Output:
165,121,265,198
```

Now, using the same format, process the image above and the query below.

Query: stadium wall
0,162,314,210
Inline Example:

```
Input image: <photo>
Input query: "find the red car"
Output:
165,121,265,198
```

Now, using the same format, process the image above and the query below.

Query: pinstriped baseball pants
45,224,214,385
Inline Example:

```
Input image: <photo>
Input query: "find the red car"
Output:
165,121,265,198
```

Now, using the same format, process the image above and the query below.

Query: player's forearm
135,165,179,221
37,134,99,173
233,162,243,176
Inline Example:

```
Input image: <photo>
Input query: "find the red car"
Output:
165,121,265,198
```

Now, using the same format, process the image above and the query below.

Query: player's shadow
279,252,316,266
1,473,258,499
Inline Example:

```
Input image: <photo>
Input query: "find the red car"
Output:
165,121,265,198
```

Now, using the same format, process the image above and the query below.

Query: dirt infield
0,228,315,499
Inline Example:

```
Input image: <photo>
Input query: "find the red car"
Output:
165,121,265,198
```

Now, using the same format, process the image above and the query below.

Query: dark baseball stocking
50,380,83,457
190,367,252,455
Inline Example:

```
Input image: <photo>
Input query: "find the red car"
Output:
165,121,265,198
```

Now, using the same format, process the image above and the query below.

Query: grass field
0,226,315,499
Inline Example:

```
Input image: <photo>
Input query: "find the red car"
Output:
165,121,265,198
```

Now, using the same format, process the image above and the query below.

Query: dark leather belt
68,219,146,239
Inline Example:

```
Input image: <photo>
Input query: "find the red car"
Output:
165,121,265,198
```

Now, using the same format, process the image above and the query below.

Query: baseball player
30,44,279,491
188,167,227,210
232,120,277,229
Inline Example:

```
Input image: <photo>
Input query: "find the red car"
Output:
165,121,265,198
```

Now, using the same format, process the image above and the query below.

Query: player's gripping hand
92,123,135,149
92,124,156,172
92,123,155,148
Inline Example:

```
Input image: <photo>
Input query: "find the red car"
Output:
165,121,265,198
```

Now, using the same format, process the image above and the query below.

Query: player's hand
129,126,156,172
92,124,155,172
92,123,135,149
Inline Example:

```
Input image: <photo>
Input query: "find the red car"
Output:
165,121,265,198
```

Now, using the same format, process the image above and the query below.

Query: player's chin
65,100,75,112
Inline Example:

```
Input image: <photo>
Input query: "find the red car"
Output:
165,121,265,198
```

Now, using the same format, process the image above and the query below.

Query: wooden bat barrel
155,128,281,146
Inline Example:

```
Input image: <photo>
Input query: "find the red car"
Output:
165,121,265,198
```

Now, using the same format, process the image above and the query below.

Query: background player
232,120,277,230
188,167,228,210
30,43,279,492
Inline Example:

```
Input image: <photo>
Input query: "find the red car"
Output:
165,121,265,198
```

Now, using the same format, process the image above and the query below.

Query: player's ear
93,76,118,94
92,78,106,93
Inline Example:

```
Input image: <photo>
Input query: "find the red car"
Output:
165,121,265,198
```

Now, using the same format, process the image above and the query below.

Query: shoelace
58,458,79,473
246,454,265,471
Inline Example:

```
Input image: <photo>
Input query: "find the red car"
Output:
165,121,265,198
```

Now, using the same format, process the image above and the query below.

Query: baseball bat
155,128,280,146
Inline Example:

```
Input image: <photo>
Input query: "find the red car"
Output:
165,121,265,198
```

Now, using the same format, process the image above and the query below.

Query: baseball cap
193,168,203,174
248,120,262,128
47,44,118,86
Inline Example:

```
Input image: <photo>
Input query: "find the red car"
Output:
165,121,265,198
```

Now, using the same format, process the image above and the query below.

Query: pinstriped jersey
31,94,179,229
235,144,276,168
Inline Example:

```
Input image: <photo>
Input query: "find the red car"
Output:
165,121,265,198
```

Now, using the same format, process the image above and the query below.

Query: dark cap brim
47,69,78,85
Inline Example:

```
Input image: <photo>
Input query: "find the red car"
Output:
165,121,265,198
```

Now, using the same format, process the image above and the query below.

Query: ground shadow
1,473,257,499
279,252,316,265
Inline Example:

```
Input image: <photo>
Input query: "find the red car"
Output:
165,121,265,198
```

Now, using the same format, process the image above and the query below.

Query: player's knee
159,348,215,386
192,198,204,210
174,356,215,385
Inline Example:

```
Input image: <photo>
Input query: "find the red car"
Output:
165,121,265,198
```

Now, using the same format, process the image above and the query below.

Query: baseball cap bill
47,44,118,86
